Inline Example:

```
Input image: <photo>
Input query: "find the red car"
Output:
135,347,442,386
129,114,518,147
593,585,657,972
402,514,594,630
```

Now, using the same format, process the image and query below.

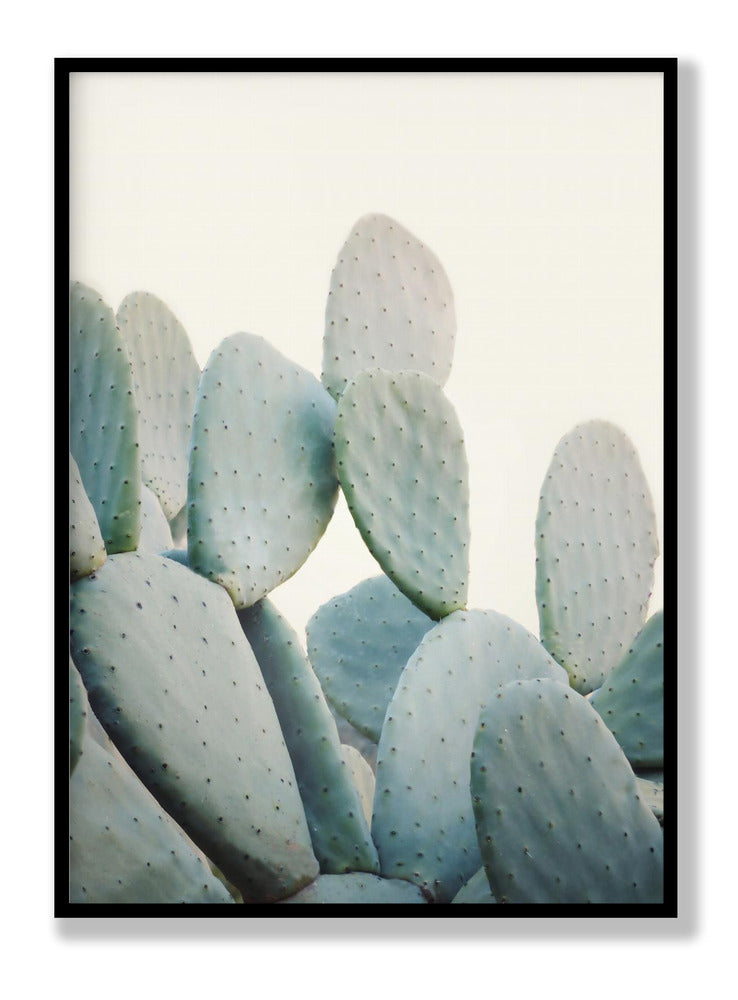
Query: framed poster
59,58,675,915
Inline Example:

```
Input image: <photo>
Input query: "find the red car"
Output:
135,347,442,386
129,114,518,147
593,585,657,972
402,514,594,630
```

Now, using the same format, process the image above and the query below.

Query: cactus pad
535,420,659,693
138,483,174,553
335,370,469,619
277,872,428,904
470,678,663,903
69,453,106,580
69,658,88,776
70,723,234,904
306,575,434,741
188,333,338,608
117,291,201,519
69,282,141,553
322,213,456,400
371,609,568,901
635,774,664,825
590,611,664,767
69,551,318,901
237,599,379,875
451,868,497,904
341,744,376,825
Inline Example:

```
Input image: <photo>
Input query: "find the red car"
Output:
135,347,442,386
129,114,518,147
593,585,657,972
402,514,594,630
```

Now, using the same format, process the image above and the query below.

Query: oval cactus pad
69,657,89,776
237,599,379,875
69,453,106,581
335,370,470,620
471,678,663,903
69,551,318,901
322,213,456,400
69,282,141,553
188,333,338,609
535,420,659,693
117,291,201,519
371,609,568,901
70,725,234,904
306,574,434,742
590,611,664,768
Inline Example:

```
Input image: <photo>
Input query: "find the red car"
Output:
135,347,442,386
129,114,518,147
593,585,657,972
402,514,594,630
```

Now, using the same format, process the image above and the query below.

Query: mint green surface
322,213,456,400
69,453,106,581
335,370,469,620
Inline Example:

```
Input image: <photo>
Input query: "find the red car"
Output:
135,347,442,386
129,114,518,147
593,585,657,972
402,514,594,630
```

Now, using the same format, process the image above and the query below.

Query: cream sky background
70,70,664,642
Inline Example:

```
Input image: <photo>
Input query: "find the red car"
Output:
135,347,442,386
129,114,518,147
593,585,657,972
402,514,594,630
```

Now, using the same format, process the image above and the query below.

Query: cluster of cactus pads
68,213,664,906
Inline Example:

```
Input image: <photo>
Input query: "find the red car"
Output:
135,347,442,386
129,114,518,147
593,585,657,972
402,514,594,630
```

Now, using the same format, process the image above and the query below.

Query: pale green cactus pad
117,291,201,519
70,724,234,904
69,282,141,553
335,370,469,620
237,599,379,875
69,453,106,580
451,867,497,904
306,575,434,741
535,420,659,693
635,774,664,825
471,678,663,903
277,873,428,904
322,213,456,400
188,333,338,609
69,658,89,776
138,483,174,553
590,611,664,767
332,711,378,771
168,504,188,548
371,609,568,902
341,744,376,826
69,551,318,901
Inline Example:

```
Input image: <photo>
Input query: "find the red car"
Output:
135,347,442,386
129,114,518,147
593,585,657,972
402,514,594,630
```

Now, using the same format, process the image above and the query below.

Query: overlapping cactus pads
69,552,318,901
535,420,659,693
470,678,663,903
335,370,470,620
188,333,338,609
67,210,666,908
322,213,456,400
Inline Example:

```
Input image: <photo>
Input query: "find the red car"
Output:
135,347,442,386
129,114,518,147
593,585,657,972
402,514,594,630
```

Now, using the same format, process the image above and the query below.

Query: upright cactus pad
590,611,664,768
70,723,234,904
277,873,428,904
69,551,318,901
341,744,376,826
451,868,497,904
535,420,659,693
117,292,200,519
69,282,141,553
69,453,106,580
371,609,568,901
635,774,664,825
188,333,338,609
335,370,470,620
306,575,434,742
69,658,89,776
237,599,379,875
322,213,456,400
470,678,663,903
138,483,174,553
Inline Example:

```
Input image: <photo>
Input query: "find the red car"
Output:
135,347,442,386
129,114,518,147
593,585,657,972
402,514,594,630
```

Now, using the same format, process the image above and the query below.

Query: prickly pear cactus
187,333,338,609
69,551,318,901
306,575,434,742
70,721,235,904
69,282,141,553
371,609,568,902
322,213,456,400
451,868,497,904
69,454,106,581
117,291,201,520
237,598,379,875
69,658,88,776
138,483,174,553
341,744,376,826
335,370,470,620
589,611,664,767
470,678,663,903
535,420,659,693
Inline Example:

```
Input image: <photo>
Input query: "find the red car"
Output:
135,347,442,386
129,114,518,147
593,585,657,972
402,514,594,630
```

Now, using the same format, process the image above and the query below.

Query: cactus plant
66,211,665,908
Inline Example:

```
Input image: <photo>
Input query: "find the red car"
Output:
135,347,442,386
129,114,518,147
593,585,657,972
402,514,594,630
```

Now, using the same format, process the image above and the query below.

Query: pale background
70,70,664,641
